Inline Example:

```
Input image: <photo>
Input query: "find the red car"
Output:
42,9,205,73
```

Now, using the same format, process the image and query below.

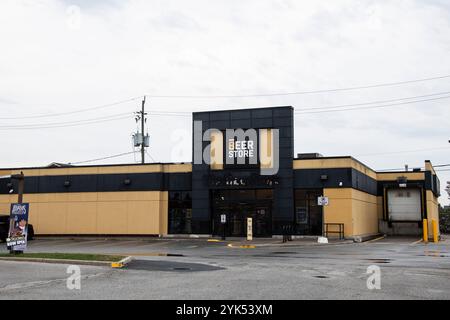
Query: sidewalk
205,237,353,248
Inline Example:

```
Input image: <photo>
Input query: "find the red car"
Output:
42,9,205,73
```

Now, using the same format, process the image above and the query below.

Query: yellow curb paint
227,243,256,249
111,256,132,269
111,262,123,268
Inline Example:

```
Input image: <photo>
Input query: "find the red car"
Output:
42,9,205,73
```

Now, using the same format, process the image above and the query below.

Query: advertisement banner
6,203,29,251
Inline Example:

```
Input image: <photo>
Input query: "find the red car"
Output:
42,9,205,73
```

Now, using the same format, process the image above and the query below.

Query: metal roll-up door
387,188,422,222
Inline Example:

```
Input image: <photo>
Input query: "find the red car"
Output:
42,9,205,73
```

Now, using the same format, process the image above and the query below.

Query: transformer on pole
133,96,149,164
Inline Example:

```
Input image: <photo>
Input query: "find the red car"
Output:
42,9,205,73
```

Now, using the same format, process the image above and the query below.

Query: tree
447,181,450,200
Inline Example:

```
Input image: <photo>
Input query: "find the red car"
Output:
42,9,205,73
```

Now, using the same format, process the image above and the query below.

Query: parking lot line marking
364,236,386,243
411,239,423,245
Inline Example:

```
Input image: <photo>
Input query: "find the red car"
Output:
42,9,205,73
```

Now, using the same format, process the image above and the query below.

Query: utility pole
133,96,149,164
141,96,146,164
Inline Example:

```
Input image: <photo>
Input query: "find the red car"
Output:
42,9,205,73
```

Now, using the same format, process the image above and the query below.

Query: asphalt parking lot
0,236,449,300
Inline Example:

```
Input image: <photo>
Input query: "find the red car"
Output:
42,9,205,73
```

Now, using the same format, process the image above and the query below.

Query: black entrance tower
191,106,294,236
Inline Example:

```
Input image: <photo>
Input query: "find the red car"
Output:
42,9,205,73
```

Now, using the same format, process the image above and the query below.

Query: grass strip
0,252,125,262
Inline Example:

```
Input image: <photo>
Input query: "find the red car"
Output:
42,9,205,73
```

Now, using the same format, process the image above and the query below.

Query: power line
135,91,450,116
68,151,139,165
145,74,450,98
293,91,450,112
2,78,449,121
0,112,133,129
145,150,156,163
356,146,450,157
295,95,450,114
0,114,132,130
0,96,143,120
376,164,450,172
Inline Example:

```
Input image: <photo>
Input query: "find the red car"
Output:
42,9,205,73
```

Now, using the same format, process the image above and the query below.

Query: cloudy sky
0,0,449,204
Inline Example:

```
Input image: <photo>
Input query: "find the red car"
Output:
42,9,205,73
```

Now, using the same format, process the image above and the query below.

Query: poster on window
6,203,29,251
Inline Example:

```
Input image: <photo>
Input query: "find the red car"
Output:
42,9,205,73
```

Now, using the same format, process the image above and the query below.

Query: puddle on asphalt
125,260,224,272
365,258,392,264
114,253,185,257
271,252,298,255
419,250,449,258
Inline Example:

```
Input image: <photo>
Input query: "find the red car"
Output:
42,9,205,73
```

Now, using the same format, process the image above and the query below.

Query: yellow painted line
207,239,221,242
227,243,256,249
365,236,386,243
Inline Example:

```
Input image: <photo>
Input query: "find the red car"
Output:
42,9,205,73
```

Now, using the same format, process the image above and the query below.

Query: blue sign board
6,203,30,251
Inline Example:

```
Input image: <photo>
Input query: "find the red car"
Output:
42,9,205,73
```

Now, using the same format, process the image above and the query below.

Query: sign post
317,196,329,206
317,196,329,239
247,218,253,241
220,214,227,240
6,203,30,253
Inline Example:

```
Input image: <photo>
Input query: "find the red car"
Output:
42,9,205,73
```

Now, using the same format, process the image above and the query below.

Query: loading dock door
387,189,422,222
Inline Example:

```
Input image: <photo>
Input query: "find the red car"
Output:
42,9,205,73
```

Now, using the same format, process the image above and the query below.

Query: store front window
168,191,192,234
294,189,323,235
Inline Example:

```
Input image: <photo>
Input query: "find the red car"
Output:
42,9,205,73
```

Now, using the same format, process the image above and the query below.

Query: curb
0,257,111,267
111,256,133,269
227,244,256,249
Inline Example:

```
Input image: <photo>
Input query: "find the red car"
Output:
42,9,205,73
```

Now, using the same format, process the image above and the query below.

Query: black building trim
0,172,192,194
294,168,378,196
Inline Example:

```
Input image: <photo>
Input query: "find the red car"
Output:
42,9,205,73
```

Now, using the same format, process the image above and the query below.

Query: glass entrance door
211,189,272,237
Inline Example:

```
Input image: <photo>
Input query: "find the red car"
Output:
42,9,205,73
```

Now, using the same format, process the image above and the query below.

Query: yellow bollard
432,219,438,243
423,219,428,243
